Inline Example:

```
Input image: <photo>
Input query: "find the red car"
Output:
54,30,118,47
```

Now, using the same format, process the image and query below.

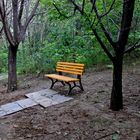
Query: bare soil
0,66,140,140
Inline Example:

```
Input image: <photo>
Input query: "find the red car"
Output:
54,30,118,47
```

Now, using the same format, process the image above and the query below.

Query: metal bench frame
48,73,84,94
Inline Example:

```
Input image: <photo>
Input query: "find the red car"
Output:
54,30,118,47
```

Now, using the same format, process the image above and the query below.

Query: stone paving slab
50,94,73,104
38,98,59,108
0,107,7,117
0,89,73,117
16,98,38,109
0,102,23,115
39,95,73,108
25,89,57,102
26,89,73,108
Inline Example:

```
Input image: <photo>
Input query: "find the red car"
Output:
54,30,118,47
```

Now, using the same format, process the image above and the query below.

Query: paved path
0,89,73,117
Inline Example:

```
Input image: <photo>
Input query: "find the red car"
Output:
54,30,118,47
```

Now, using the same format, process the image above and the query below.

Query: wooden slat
45,74,79,82
57,66,83,73
57,64,84,70
56,62,85,75
57,62,84,67
56,69,82,75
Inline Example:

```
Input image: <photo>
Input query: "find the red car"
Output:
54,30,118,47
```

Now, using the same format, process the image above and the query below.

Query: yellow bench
45,62,85,94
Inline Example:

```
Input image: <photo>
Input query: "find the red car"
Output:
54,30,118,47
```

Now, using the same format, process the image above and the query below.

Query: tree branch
109,17,120,30
12,0,19,43
90,0,96,13
93,4,116,48
18,0,25,28
82,0,85,14
0,0,5,17
0,26,3,37
53,3,70,18
91,27,114,61
21,0,39,41
69,0,114,61
70,0,83,15
0,0,15,46
118,0,136,48
24,0,39,29
124,39,140,54
102,0,112,38
100,0,116,18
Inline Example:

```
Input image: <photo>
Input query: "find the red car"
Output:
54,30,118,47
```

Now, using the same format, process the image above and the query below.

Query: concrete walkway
0,89,73,117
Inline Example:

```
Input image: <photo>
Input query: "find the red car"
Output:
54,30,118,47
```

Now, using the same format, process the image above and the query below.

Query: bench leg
48,79,84,94
73,82,76,86
79,80,84,91
77,75,84,91
61,81,65,86
48,78,58,89
65,81,84,94
65,82,72,95
73,81,84,91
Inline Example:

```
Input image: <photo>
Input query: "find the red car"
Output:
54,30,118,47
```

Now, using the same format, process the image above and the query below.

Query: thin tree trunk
110,55,123,111
7,45,18,92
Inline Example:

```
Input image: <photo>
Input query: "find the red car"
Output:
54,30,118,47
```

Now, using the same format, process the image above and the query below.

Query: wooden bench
45,62,85,94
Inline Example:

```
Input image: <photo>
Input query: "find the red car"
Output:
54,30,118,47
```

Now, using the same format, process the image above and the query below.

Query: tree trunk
110,55,123,111
7,45,18,92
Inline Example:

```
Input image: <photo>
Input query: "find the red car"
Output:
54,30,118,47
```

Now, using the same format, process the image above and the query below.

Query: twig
95,131,118,140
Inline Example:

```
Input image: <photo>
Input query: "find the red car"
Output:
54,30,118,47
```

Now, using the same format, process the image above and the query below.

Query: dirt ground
0,66,140,140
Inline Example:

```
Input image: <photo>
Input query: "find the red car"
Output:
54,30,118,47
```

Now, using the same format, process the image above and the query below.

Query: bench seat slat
45,74,79,82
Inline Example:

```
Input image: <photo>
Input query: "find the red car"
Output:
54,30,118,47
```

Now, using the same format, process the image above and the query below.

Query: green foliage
14,14,110,74
0,52,8,73
0,0,139,75
0,44,8,73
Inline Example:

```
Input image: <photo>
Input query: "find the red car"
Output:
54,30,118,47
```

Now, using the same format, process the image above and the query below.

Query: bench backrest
56,62,85,75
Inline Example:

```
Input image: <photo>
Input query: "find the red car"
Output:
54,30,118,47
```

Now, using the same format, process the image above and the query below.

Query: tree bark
110,54,123,111
7,45,18,92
